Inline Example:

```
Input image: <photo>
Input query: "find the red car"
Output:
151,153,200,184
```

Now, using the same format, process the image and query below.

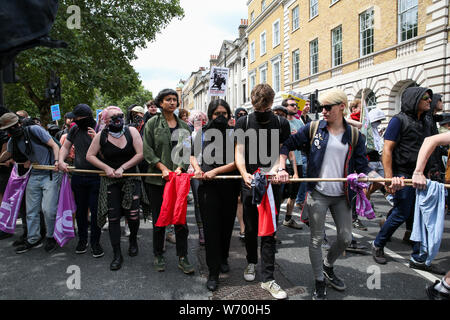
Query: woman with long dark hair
190,99,240,291
142,89,194,274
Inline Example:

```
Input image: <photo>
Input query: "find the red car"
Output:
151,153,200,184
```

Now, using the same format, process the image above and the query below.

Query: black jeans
198,180,239,278
71,174,101,245
107,180,141,247
241,181,281,282
145,183,188,257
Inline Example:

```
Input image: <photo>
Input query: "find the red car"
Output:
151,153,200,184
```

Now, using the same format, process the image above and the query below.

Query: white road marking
324,223,440,283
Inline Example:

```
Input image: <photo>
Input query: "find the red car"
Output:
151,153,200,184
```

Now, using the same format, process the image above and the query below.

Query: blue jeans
374,182,416,249
296,154,308,204
71,174,101,245
25,172,62,244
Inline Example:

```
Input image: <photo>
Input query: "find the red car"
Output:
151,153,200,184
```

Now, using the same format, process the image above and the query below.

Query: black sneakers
15,239,43,254
312,280,327,300
91,243,105,258
409,260,446,275
323,264,346,291
44,237,57,253
372,243,387,264
75,240,88,254
426,280,450,300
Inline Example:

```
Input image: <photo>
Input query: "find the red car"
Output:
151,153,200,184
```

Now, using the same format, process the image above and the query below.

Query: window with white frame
272,60,281,92
360,8,374,56
292,6,299,31
249,73,256,92
242,57,246,68
261,0,266,11
310,0,318,19
260,66,267,84
292,49,300,82
273,20,280,47
366,91,377,109
251,11,255,23
260,31,266,56
250,41,255,62
310,39,318,75
398,0,418,42
332,25,342,67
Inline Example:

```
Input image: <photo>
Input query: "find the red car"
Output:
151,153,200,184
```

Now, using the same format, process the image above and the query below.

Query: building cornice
247,0,283,35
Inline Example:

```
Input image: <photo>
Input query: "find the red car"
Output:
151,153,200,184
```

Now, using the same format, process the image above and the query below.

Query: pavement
0,191,449,300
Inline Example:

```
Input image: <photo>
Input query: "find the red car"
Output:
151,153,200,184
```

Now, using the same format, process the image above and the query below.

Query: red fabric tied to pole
156,172,193,227
257,183,278,237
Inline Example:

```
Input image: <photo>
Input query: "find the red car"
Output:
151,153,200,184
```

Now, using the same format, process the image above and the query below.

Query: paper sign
51,104,61,121
280,91,307,111
96,109,103,122
208,67,229,97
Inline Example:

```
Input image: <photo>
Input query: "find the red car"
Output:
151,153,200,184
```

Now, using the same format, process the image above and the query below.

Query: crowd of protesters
0,83,448,301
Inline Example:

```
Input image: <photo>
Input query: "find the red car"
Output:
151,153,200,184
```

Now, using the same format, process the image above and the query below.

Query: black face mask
8,126,23,138
288,111,297,116
211,115,228,132
74,117,96,130
254,110,272,123
133,115,144,124
433,114,444,123
108,115,124,133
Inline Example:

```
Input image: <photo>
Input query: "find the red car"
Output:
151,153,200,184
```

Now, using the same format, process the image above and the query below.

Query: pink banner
53,173,76,247
0,165,31,234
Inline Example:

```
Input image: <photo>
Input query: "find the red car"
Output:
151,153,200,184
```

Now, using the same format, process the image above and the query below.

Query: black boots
128,237,138,257
110,245,123,271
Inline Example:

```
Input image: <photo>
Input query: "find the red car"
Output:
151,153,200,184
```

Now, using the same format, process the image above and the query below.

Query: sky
131,0,248,96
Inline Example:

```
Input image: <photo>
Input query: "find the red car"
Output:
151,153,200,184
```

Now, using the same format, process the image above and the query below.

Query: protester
277,88,389,300
280,98,304,229
143,100,158,124
55,112,74,141
86,106,144,271
235,84,290,299
191,99,240,291
300,99,313,125
272,105,288,118
143,89,194,274
371,87,444,275
0,113,62,254
129,105,146,136
0,107,13,240
59,104,104,258
179,109,190,124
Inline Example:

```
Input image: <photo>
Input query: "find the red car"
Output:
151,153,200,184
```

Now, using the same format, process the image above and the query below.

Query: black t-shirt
67,126,98,174
235,112,291,174
191,126,238,175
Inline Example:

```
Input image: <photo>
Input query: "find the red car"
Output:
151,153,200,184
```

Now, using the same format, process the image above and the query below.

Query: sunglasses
320,104,338,112
213,111,228,117
288,103,297,107
421,95,431,101
238,112,247,117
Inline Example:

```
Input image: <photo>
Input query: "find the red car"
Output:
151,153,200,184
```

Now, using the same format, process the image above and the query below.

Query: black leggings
107,181,141,247
145,183,189,257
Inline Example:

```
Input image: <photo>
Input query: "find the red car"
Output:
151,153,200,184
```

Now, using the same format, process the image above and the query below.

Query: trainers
283,219,303,229
352,218,368,231
261,280,287,299
44,237,57,253
372,243,387,264
426,280,450,300
312,280,327,300
91,243,104,258
166,232,176,244
178,256,195,274
75,240,88,254
323,264,346,291
244,263,256,282
409,259,446,275
15,239,43,254
346,239,367,254
153,255,166,272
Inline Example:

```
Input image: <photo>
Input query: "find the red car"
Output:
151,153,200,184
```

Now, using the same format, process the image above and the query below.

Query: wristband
277,168,286,173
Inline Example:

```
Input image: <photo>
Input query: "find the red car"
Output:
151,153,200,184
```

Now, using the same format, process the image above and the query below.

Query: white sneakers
244,263,256,281
261,280,288,300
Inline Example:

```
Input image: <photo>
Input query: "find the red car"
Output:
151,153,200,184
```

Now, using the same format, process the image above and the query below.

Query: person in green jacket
143,88,194,274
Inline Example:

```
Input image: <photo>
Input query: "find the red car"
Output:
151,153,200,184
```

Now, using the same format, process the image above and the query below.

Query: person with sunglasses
86,106,144,271
276,88,390,300
371,87,445,275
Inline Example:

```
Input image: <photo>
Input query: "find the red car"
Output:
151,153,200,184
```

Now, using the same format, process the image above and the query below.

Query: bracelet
277,168,286,172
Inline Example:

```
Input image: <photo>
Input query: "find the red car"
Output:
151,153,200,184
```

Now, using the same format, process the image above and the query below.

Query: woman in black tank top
87,106,144,271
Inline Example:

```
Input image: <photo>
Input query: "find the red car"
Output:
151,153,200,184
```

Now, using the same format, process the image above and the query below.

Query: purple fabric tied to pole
347,173,375,220
0,164,31,234
53,173,76,247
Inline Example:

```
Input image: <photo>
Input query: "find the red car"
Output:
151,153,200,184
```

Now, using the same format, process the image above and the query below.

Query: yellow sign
281,91,307,111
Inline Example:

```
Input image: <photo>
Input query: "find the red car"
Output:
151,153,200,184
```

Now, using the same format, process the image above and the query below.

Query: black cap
439,113,450,126
65,112,75,119
72,104,93,118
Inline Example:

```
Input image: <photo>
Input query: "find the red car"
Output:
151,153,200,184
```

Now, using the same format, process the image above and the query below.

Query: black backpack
11,125,61,162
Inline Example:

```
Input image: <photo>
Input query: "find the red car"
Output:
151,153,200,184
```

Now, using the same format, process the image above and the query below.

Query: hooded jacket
392,87,433,177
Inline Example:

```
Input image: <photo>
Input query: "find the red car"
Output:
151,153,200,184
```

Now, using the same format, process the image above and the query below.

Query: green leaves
4,0,183,125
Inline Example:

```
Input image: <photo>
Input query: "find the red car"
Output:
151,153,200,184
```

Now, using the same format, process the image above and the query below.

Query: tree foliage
4,0,183,124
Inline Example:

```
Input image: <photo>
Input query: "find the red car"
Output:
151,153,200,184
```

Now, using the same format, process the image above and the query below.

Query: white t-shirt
315,132,348,196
